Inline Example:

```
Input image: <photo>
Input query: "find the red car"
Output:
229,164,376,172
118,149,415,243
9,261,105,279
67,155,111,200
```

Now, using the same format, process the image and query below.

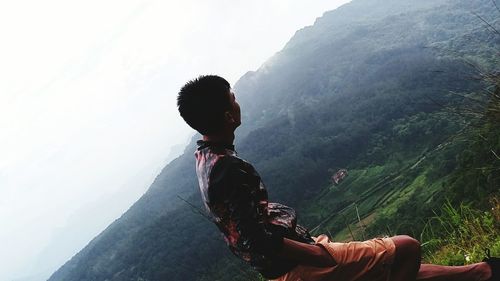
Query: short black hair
177,75,231,135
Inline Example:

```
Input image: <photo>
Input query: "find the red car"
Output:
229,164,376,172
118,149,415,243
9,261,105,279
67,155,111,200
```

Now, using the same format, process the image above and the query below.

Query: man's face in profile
228,91,241,129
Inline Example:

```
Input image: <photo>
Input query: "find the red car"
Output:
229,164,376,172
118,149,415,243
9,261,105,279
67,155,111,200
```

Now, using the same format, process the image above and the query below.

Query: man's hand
277,237,337,268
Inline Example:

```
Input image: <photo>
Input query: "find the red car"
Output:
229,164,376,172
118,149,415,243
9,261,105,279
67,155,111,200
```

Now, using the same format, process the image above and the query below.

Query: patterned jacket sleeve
209,155,284,255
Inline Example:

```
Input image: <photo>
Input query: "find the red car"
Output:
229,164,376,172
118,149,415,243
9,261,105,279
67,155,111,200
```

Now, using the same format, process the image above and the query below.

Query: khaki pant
272,235,396,281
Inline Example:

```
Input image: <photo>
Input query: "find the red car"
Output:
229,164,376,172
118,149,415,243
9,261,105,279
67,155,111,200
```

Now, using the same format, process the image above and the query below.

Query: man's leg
416,263,491,281
390,235,421,281
390,236,493,281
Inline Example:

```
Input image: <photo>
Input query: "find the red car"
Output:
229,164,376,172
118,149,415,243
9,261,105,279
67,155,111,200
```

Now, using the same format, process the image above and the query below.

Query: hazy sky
0,1,350,280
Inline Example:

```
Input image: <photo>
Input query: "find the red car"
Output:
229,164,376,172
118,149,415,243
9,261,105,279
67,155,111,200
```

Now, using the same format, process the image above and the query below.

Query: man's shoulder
206,154,258,202
196,145,240,171
210,154,248,176
209,153,260,186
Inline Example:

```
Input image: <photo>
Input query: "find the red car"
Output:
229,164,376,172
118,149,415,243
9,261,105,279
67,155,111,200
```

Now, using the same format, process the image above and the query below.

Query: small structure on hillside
331,169,348,185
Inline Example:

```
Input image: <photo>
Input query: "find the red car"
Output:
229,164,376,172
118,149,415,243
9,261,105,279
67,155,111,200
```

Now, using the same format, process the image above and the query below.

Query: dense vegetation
49,0,499,280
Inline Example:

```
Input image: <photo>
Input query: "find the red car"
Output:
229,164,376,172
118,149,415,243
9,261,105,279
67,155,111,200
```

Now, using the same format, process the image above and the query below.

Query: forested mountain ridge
49,0,499,280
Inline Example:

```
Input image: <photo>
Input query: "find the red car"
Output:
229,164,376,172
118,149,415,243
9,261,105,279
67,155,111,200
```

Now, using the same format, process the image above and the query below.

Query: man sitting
177,75,498,281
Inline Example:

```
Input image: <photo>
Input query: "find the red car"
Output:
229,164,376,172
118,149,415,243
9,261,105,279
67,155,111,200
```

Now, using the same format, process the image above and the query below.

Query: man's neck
203,131,235,145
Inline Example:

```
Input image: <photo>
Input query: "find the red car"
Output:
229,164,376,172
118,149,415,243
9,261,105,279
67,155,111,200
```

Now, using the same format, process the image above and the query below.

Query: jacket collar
196,140,235,151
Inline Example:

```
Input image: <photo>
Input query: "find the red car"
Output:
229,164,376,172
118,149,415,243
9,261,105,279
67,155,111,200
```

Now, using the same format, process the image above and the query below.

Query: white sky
0,1,350,280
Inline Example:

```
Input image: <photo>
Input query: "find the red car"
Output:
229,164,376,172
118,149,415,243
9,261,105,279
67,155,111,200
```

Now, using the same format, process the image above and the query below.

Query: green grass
300,151,437,238
421,197,500,265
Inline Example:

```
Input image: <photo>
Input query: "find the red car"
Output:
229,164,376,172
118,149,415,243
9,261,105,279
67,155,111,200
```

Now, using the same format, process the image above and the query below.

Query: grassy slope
299,82,500,268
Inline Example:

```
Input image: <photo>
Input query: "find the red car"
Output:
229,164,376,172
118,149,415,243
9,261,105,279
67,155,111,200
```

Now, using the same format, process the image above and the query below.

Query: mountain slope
49,0,499,280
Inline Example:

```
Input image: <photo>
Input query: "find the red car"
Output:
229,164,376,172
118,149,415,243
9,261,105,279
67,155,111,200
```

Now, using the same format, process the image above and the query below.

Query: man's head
177,75,240,136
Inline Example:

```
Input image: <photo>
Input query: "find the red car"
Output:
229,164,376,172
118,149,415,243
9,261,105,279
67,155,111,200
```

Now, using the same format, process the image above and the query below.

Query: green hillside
49,0,499,280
